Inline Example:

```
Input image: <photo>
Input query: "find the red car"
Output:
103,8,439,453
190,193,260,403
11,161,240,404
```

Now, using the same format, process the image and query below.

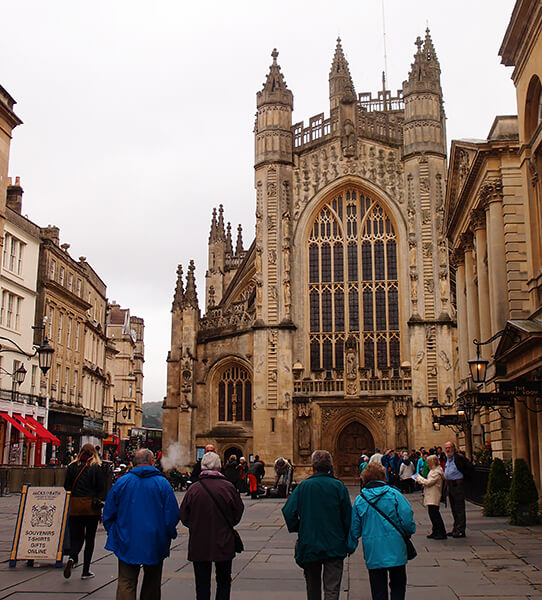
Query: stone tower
402,30,454,434
253,49,296,458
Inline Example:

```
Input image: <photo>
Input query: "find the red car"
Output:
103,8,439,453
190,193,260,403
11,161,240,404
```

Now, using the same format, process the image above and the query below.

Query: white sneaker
81,572,95,579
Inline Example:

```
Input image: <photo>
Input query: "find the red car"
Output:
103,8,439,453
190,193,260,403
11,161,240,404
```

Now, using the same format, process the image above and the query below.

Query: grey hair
134,448,154,466
201,451,222,471
311,450,332,473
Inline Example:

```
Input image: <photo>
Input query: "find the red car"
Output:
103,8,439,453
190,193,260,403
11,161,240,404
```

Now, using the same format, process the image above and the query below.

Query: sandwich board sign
10,485,71,568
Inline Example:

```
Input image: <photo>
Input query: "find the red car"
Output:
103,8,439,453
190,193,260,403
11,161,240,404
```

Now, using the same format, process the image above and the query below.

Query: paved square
2,488,542,598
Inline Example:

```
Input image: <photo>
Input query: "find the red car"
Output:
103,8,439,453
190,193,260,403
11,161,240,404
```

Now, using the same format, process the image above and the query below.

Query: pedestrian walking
444,441,473,537
179,451,244,600
282,450,352,600
63,443,106,580
414,455,446,539
190,444,216,482
223,455,240,488
103,448,179,600
348,462,416,600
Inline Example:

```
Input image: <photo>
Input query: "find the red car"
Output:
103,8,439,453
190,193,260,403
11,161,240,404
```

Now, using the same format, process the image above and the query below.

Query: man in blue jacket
103,448,179,600
282,450,352,600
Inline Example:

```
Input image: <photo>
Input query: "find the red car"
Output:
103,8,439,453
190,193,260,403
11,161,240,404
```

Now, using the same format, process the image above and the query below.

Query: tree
509,458,539,526
483,458,509,517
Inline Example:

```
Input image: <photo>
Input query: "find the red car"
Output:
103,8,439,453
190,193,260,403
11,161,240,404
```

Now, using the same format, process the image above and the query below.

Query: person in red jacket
180,452,244,600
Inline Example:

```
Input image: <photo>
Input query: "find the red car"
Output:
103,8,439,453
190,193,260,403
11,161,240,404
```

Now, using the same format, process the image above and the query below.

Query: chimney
6,176,23,214
40,225,60,245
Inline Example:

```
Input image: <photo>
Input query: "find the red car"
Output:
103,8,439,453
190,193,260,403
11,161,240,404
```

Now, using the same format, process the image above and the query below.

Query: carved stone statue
341,119,356,157
298,421,311,451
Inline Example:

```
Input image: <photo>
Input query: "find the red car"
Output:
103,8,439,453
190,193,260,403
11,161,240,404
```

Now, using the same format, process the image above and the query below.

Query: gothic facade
164,32,455,479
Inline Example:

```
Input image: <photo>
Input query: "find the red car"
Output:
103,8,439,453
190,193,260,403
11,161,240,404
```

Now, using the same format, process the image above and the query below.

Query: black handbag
199,479,244,553
361,490,417,560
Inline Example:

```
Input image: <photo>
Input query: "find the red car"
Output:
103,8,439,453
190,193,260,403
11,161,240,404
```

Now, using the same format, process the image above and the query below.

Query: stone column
528,398,540,491
461,232,480,363
471,208,492,360
514,399,530,462
452,246,468,381
482,180,508,335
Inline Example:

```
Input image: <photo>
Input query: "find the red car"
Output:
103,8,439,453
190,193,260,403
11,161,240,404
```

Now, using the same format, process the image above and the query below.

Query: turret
206,205,227,308
255,49,294,166
402,29,446,157
329,37,356,110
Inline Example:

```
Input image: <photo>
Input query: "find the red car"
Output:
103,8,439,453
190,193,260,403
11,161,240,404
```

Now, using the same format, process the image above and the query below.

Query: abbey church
163,31,456,479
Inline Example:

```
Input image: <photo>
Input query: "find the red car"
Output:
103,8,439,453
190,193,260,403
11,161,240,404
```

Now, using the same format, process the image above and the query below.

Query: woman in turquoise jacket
348,462,416,600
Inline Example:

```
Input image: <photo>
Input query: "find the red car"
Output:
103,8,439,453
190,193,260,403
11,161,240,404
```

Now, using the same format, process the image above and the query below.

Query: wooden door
335,422,374,479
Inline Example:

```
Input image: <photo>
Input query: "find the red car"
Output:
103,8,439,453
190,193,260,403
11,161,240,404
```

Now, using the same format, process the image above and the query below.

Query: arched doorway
223,446,243,462
335,422,374,479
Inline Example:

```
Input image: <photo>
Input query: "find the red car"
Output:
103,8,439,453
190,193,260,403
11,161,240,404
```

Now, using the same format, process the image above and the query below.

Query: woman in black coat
223,455,240,487
63,443,106,580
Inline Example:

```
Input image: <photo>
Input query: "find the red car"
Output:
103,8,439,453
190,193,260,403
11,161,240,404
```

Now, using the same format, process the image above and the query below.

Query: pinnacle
330,37,351,76
257,47,293,106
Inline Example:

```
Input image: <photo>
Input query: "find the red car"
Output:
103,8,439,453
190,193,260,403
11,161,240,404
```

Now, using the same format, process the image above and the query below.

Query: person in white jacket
414,455,446,539
399,452,415,494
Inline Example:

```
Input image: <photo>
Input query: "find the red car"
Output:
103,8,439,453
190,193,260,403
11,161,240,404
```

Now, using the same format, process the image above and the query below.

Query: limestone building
36,226,108,462
164,32,455,478
105,303,144,439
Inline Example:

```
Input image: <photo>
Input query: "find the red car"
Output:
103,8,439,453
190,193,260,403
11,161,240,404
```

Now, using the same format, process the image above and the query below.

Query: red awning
0,413,39,442
16,415,61,446
103,434,120,446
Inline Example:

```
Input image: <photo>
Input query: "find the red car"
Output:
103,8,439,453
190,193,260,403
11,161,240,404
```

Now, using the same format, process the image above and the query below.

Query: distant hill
142,401,162,429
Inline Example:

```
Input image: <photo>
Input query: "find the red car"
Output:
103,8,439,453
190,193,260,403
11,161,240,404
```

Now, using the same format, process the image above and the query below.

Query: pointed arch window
217,364,252,422
308,189,400,372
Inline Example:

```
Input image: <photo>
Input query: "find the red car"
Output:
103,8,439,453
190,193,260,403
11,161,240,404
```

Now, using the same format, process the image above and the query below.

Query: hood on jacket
199,470,224,479
128,465,162,478
361,481,393,501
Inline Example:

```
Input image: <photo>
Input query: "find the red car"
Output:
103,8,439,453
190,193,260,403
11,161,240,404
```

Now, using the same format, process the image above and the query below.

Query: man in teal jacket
282,450,352,600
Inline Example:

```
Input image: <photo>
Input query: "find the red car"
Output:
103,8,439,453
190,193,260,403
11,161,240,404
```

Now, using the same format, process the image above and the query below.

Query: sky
1,0,518,405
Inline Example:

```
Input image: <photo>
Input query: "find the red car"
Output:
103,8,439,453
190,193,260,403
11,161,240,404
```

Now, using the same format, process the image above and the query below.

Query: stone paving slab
2,488,542,598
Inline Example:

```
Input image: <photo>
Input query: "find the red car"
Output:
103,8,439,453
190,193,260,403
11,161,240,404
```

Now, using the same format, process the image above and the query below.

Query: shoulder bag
361,490,417,560
69,463,102,517
199,479,244,553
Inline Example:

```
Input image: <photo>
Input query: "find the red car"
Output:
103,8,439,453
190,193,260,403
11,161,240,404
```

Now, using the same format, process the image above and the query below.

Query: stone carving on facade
297,400,311,418
425,278,434,294
200,296,255,332
439,269,449,306
422,242,433,258
393,397,409,416
367,407,386,423
280,392,291,410
413,351,425,370
298,421,311,452
425,325,436,340
341,119,356,157
470,207,486,230
528,156,539,186
208,285,216,308
458,149,470,187
345,334,359,395
439,350,451,371
479,178,504,204
438,240,448,267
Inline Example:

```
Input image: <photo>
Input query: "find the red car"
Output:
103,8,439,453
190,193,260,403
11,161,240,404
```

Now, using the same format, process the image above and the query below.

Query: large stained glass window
308,189,400,371
217,364,252,422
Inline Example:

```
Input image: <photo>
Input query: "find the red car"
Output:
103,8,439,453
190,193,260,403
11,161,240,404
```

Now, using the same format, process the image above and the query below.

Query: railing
0,388,46,407
293,112,337,150
294,370,411,395
358,90,404,112
465,465,490,505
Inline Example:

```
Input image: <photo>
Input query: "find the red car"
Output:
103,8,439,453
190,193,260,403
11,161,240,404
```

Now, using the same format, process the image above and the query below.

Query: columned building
164,32,456,478
445,116,527,459
497,0,542,488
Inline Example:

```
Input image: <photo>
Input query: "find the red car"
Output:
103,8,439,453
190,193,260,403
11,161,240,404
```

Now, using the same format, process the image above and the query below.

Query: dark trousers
117,559,163,600
428,505,446,537
368,565,407,600
302,557,344,600
193,560,232,600
447,479,466,535
68,515,99,573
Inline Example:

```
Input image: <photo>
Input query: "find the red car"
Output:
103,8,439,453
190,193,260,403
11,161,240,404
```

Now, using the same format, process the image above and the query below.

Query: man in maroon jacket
180,452,244,600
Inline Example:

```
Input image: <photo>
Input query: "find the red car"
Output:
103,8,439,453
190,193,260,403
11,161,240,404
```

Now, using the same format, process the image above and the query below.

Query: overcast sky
2,0,517,405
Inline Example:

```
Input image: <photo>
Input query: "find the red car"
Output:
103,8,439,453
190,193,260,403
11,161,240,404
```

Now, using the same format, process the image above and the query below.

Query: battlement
293,110,339,150
358,90,404,113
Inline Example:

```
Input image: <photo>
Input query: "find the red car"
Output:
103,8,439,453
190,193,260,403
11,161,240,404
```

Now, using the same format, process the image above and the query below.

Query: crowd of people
60,440,473,600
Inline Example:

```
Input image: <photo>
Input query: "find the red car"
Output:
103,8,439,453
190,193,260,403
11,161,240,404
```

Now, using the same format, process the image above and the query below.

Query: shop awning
0,413,39,442
15,415,61,446
103,434,120,446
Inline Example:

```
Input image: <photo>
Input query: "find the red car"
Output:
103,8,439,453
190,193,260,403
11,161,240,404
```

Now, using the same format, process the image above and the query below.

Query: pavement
2,487,542,599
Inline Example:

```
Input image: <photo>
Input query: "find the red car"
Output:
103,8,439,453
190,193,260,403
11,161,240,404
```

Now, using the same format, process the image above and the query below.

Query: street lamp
468,329,521,384
0,334,55,376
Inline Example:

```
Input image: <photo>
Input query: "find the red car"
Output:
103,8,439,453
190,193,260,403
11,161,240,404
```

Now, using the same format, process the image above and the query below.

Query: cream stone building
164,33,456,478
36,226,108,462
105,303,144,439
